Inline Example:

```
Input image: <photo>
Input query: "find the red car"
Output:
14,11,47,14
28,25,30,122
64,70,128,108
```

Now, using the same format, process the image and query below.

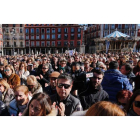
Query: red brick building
24,24,84,54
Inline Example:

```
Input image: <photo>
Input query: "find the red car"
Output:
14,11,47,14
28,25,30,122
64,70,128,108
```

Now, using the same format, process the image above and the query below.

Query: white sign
69,50,73,56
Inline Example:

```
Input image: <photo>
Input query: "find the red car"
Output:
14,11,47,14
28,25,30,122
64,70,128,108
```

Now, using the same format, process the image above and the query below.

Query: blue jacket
101,69,133,102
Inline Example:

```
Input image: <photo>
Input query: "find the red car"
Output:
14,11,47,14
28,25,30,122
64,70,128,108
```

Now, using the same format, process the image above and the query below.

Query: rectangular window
131,31,134,36
26,29,29,33
46,28,50,33
77,28,81,33
36,35,39,40
104,31,108,36
105,24,108,30
58,34,61,39
132,24,135,29
31,28,34,33
47,41,50,46
52,41,55,46
52,28,55,33
20,42,23,46
118,24,122,29
58,28,61,33
71,34,74,40
52,34,55,39
47,35,50,39
31,41,34,46
20,24,22,27
125,24,128,29
26,41,29,46
111,24,115,29
70,41,74,46
77,41,80,45
31,35,34,40
41,28,45,33
26,35,29,39
64,28,68,33
36,41,39,47
20,29,22,33
77,34,81,39
41,35,45,39
64,34,68,39
36,28,39,33
41,41,45,47
71,28,75,33
64,41,68,46
57,41,61,46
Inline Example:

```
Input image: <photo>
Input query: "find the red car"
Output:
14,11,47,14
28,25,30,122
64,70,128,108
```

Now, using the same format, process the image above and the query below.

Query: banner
69,50,73,56
105,40,110,54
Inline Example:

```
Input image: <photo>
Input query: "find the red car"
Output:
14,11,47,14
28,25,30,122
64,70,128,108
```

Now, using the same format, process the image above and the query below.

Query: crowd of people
0,51,140,116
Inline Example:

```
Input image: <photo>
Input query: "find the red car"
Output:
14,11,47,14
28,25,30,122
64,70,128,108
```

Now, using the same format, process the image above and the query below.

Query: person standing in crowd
84,60,93,72
3,64,20,89
133,60,140,91
26,75,43,96
51,73,83,116
79,69,109,110
17,62,30,85
58,58,71,74
126,89,140,116
0,79,14,107
102,61,132,103
27,64,37,76
44,71,60,97
36,63,50,90
116,90,133,110
8,85,32,116
85,101,125,116
120,63,135,87
51,56,59,71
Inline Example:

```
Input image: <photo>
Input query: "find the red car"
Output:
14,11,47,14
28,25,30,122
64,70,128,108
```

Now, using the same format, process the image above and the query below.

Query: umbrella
104,30,130,38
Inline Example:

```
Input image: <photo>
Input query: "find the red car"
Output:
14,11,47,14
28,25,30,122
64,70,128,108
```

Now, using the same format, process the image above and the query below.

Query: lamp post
10,28,15,55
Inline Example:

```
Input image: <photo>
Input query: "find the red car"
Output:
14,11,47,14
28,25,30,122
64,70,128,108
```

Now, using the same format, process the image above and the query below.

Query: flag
105,40,110,54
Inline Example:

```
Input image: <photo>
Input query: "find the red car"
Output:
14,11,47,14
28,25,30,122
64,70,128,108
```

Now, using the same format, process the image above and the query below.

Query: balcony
19,45,24,47
19,37,24,40
13,38,17,40
31,38,35,40
25,38,29,40
14,45,18,48
30,32,34,35
5,45,11,47
5,38,10,41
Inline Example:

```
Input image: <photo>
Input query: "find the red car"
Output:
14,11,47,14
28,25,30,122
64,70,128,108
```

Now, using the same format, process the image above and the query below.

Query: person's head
0,64,4,72
60,59,67,68
14,85,29,106
27,58,33,64
80,63,84,71
27,64,33,71
68,57,74,64
98,62,106,70
19,62,27,71
133,58,138,66
75,56,80,62
0,79,10,93
84,60,90,68
116,90,133,108
90,69,104,88
23,92,52,116
42,63,49,73
4,64,15,76
56,74,73,100
42,56,47,64
109,61,119,69
120,63,133,75
26,75,37,92
24,55,28,61
49,71,60,89
126,89,140,115
137,60,140,68
86,101,125,116
53,57,58,62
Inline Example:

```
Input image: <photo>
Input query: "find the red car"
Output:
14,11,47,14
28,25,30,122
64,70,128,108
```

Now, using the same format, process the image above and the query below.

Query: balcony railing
31,38,35,40
5,45,11,47
19,37,24,40
19,45,24,47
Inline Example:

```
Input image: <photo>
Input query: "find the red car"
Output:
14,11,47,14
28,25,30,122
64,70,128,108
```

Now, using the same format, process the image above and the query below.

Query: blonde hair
86,101,125,116
0,79,10,91
5,64,15,74
14,85,29,95
27,75,37,85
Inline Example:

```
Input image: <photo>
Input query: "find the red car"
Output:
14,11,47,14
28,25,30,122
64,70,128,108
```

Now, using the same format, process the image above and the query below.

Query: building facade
0,24,3,56
2,24,25,55
84,24,138,53
24,24,84,54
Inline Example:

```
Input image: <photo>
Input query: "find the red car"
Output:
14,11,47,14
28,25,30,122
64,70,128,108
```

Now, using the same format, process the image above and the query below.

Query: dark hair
109,61,119,69
126,89,140,113
121,63,133,73
22,92,52,116
57,73,73,84
91,68,104,76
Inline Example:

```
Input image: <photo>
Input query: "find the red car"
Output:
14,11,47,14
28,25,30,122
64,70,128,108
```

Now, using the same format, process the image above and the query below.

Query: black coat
78,85,109,110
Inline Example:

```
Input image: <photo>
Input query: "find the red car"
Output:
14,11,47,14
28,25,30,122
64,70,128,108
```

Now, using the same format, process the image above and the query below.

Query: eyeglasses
42,67,48,69
43,59,47,61
4,69,10,72
57,83,71,89
134,101,140,108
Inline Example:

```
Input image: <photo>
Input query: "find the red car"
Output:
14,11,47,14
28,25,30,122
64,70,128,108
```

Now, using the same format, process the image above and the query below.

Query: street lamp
10,28,15,55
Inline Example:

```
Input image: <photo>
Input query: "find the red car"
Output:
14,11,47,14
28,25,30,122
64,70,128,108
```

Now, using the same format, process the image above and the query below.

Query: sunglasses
4,69,10,72
43,59,47,61
134,101,140,108
42,67,48,69
57,83,71,89
27,85,35,88
51,77,57,80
